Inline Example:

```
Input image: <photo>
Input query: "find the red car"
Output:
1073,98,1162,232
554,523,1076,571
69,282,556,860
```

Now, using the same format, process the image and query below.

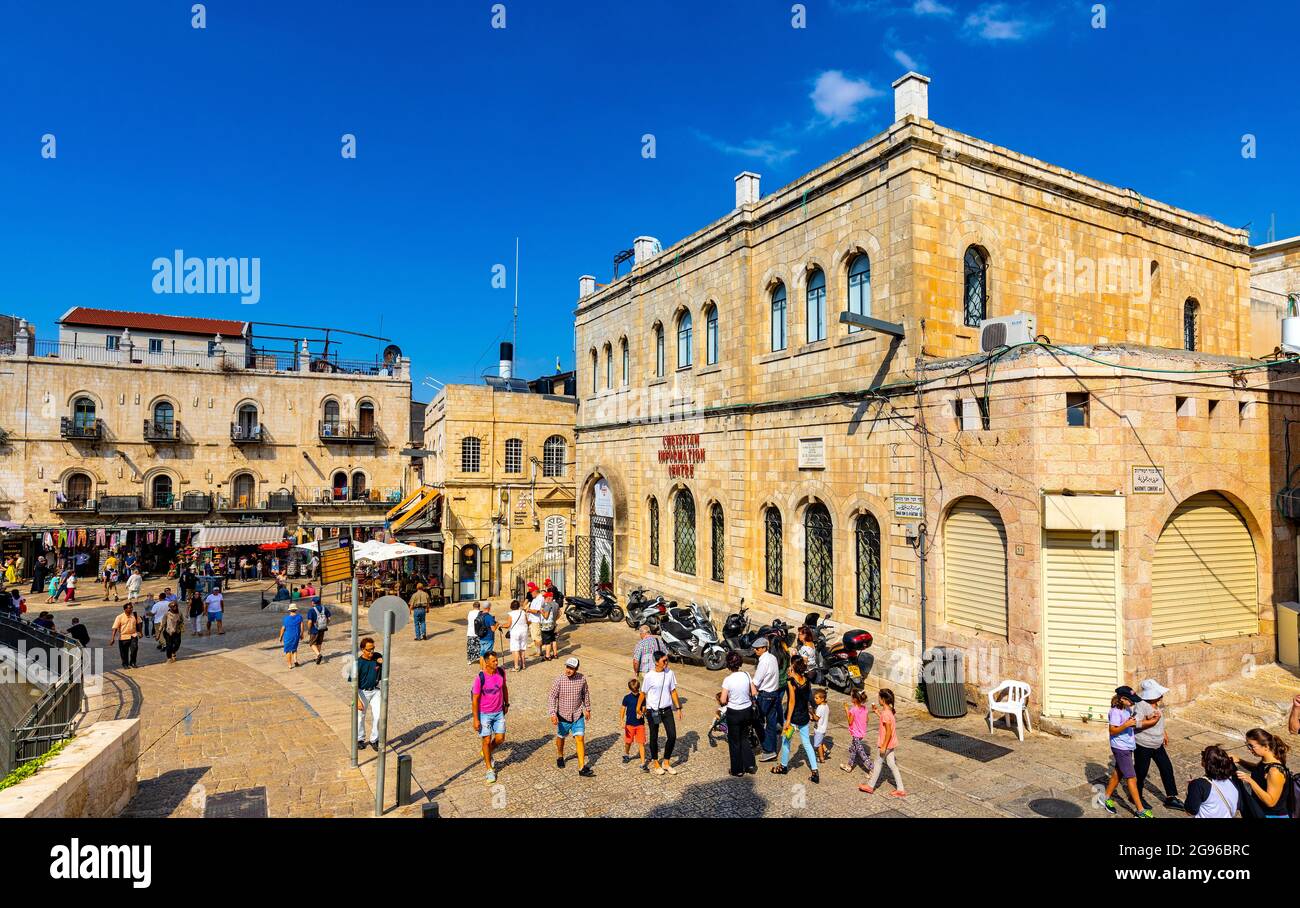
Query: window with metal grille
1183,298,1199,351
705,305,719,365
806,269,826,342
765,507,783,595
855,512,882,620
710,503,724,582
543,435,566,478
151,474,173,508
804,503,833,607
648,497,660,566
963,246,988,327
771,283,787,352
505,438,522,473
673,489,696,575
461,436,481,473
847,254,871,331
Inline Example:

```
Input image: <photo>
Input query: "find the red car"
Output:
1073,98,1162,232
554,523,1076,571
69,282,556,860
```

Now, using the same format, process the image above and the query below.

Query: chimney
633,236,660,266
735,171,760,208
498,341,514,380
579,275,596,298
892,71,930,122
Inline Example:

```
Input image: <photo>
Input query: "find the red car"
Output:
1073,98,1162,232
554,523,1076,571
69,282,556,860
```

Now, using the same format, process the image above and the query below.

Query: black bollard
396,753,413,806
421,801,439,819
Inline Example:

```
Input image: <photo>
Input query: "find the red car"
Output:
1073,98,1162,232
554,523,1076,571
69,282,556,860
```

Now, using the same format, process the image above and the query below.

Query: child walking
620,679,647,768
840,689,874,774
812,688,830,764
859,688,905,797
1103,685,1153,817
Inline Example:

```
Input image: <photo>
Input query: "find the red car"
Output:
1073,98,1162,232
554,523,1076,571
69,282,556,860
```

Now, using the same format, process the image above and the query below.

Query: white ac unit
978,313,1036,352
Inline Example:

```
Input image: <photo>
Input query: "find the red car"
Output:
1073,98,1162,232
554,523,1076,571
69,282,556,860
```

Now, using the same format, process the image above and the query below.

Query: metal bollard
396,753,413,806
421,801,440,819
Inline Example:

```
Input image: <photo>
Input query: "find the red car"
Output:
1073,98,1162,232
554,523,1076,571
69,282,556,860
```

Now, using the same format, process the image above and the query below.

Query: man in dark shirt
355,636,384,750
67,617,90,646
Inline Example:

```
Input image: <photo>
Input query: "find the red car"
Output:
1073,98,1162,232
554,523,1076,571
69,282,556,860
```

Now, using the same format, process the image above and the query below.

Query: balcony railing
309,487,403,505
100,495,142,513
217,492,296,512
180,492,212,513
50,493,96,512
318,420,378,443
143,419,183,443
230,423,266,443
59,417,102,441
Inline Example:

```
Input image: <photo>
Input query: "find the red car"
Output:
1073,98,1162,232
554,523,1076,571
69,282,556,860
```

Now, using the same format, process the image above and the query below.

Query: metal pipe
349,577,360,768
374,610,394,816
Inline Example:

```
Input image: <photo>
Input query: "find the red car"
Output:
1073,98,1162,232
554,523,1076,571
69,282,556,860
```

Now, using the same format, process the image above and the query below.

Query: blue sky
1,0,1294,392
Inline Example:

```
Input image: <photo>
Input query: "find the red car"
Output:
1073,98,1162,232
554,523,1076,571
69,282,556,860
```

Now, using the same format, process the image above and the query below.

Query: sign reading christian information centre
659,433,706,479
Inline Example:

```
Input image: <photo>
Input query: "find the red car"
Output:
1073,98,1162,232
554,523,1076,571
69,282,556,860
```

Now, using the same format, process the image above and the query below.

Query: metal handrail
0,612,84,768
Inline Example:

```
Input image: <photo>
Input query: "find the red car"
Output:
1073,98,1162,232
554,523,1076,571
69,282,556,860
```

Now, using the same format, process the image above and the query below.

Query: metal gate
575,514,615,598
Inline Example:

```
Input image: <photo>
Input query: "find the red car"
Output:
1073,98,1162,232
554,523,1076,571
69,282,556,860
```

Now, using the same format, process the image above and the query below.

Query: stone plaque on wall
798,437,825,470
1132,466,1164,495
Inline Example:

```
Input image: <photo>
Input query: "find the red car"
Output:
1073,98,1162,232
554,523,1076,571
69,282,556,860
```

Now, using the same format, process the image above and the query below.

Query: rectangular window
105,335,120,351
1066,392,1089,427
148,338,164,354
504,439,522,474
207,340,219,357
771,298,787,352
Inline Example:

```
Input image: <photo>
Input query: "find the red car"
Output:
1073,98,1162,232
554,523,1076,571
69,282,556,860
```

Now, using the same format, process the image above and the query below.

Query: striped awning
192,524,286,548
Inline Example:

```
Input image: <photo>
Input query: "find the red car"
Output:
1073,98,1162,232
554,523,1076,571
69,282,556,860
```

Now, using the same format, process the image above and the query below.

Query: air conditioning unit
978,313,1036,352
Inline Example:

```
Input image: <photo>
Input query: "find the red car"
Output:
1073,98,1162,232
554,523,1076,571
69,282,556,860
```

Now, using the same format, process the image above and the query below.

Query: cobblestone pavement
51,578,1299,819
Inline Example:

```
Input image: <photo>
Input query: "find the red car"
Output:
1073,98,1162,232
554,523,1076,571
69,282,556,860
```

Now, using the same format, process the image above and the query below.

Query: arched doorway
587,478,615,595
457,543,480,600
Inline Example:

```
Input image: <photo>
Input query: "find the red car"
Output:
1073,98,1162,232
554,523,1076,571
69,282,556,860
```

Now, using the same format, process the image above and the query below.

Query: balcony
100,495,143,514
217,492,296,513
308,487,403,506
318,421,378,444
230,423,266,444
143,419,183,443
50,493,97,513
60,417,102,441
179,492,213,513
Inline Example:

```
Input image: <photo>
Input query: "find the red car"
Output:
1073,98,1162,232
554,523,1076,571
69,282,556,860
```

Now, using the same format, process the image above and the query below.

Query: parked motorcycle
625,587,670,632
721,598,791,663
563,588,626,625
657,600,728,670
802,612,873,693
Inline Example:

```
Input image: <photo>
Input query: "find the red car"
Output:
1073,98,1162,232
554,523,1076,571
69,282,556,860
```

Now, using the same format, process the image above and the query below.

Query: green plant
598,556,611,587
0,737,73,793
914,684,927,704
1081,707,1095,724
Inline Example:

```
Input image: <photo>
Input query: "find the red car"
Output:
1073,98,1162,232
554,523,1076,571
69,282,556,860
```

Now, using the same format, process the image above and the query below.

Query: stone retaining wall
0,718,139,818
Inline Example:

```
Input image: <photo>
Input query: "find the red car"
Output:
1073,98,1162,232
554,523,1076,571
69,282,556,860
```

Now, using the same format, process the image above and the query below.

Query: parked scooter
657,600,728,670
802,612,873,693
563,588,626,625
625,587,670,631
721,598,791,663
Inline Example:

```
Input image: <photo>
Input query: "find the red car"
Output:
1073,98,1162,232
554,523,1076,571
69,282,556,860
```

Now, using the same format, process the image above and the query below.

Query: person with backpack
466,601,483,663
1233,728,1293,819
472,651,510,783
473,602,498,669
1185,745,1240,818
505,598,530,671
538,591,560,661
306,596,331,665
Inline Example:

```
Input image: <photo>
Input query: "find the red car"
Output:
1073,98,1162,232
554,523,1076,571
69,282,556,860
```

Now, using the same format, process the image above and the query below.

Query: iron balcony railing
310,486,403,504
59,417,102,440
217,492,296,512
100,494,143,513
50,493,97,512
230,422,266,443
143,419,183,442
180,492,212,512
1,612,85,769
318,420,378,443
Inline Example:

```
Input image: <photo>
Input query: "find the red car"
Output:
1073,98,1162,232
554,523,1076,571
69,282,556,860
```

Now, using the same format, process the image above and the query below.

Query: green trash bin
922,647,967,718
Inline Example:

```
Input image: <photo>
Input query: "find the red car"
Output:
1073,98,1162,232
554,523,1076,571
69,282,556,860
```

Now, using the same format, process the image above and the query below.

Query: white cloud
964,3,1030,40
810,70,882,127
912,0,953,15
694,131,798,166
893,48,920,70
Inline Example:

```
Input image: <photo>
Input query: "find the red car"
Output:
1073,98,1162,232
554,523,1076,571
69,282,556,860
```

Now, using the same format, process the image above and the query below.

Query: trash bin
922,646,967,718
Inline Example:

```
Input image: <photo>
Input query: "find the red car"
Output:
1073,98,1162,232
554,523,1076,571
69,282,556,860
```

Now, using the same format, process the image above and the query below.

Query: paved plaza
48,578,1298,819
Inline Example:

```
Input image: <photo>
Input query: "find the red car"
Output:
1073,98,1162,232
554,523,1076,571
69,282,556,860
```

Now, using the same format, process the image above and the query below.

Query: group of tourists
277,597,332,668
464,584,562,670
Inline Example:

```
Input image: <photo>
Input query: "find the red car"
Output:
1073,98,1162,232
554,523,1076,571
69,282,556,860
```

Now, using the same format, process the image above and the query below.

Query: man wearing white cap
547,656,594,777
1133,678,1184,811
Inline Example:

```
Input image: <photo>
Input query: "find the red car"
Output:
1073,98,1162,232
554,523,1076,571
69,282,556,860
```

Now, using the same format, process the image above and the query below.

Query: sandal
770,765,788,775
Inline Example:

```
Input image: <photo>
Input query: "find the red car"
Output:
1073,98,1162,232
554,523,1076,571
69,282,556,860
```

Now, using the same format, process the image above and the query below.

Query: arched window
236,403,259,440
461,436,482,473
847,254,872,330
806,268,827,342
677,311,693,368
358,400,375,434
710,503,725,582
764,507,783,595
1184,298,1199,351
73,396,96,431
351,471,367,501
620,338,629,386
855,513,882,620
804,503,833,607
543,435,566,478
705,304,719,365
648,497,660,566
590,349,598,393
151,401,175,436
232,473,256,508
654,324,665,377
673,488,696,575
604,343,613,390
771,283,788,352
151,474,174,509
65,472,92,507
332,471,348,501
963,245,988,327
323,400,340,432
504,437,523,474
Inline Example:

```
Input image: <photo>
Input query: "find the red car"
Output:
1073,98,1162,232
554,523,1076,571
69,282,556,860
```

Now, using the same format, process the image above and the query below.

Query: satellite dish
383,344,402,364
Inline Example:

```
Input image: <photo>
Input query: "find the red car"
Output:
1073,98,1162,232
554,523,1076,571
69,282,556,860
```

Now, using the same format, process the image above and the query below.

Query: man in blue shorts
547,656,594,777
472,651,509,783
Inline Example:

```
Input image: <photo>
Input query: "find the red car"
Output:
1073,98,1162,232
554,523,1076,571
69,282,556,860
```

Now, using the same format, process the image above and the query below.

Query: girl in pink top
839,688,875,774
859,688,906,797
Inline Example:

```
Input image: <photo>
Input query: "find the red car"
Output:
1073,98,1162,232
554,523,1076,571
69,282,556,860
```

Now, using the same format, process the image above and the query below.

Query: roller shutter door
1151,492,1257,645
943,498,1008,636
1043,530,1120,719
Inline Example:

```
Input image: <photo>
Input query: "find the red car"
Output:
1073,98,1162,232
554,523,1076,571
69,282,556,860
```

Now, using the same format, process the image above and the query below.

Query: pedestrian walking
31,556,48,595
204,587,225,635
638,650,682,776
108,602,143,669
526,583,544,658
505,598,529,671
125,568,143,606
188,590,205,634
104,565,120,602
1185,745,1240,818
160,600,185,663
839,689,875,775
538,591,559,661
631,624,665,676
548,656,594,777
718,650,757,776
63,571,76,603
620,678,647,769
771,655,819,784
1233,728,1291,819
140,595,157,638
858,687,905,797
1133,678,1184,811
278,603,304,668
472,601,497,668
306,596,330,665
67,617,90,647
354,636,383,751
812,688,831,764
472,651,509,783
409,583,430,641
149,595,169,649
466,601,482,663
752,637,782,762
1102,685,1150,817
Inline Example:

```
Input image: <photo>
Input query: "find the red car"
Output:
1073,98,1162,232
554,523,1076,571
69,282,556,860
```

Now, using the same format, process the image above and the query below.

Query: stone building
0,307,413,573
573,72,1300,716
420,345,577,601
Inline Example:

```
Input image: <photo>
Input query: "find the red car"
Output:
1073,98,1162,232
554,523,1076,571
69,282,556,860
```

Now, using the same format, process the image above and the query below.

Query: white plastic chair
986,680,1033,741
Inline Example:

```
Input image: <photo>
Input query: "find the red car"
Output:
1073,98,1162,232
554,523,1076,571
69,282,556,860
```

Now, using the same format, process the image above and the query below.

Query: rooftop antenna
512,237,519,358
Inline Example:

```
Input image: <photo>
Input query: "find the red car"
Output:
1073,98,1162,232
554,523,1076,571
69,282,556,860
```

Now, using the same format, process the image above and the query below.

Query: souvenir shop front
21,524,191,579
189,524,291,579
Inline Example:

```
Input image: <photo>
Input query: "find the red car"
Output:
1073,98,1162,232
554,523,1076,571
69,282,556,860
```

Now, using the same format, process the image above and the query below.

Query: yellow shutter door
943,499,1008,636
1043,530,1120,720
1151,492,1257,646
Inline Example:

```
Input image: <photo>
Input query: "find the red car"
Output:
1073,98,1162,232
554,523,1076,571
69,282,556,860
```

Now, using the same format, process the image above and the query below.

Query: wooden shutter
1151,492,1257,645
1043,530,1120,719
943,498,1008,636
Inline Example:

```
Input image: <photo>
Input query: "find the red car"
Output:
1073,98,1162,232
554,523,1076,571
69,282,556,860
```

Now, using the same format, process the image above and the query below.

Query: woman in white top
465,603,481,664
1185,745,1239,818
636,651,682,776
719,650,758,776
506,599,530,671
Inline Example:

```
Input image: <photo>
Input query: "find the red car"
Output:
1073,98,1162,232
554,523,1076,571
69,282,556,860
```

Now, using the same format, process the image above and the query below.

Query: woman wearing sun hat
1132,678,1185,811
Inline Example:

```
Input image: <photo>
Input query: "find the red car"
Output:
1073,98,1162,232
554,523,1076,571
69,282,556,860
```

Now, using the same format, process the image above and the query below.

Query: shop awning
192,525,286,548
387,486,442,534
